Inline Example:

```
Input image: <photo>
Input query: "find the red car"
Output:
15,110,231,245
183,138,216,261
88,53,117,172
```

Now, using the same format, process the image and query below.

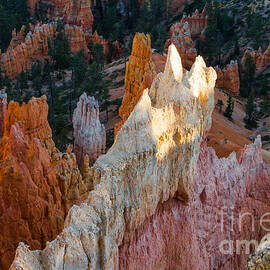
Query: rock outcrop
248,234,270,269
10,44,218,269
182,8,208,38
9,44,270,270
119,137,270,270
64,24,89,55
0,91,7,138
63,0,94,31
114,33,156,136
164,20,198,70
0,96,90,269
215,60,240,96
73,93,106,169
241,45,270,74
0,23,57,79
41,0,94,31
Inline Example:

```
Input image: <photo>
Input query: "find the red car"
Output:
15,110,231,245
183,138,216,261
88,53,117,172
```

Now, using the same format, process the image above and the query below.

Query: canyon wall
9,44,270,270
164,20,197,70
0,23,111,79
0,96,91,269
119,137,270,270
241,45,270,74
28,0,94,31
215,60,240,96
182,8,208,38
10,44,218,269
0,23,57,79
73,93,106,169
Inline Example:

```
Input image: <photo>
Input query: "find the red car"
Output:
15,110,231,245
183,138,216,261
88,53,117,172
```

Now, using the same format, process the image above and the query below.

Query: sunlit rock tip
187,55,217,98
73,93,106,168
164,44,183,82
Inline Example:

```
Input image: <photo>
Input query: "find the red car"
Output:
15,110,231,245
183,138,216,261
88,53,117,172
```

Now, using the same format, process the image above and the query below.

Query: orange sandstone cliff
0,96,91,269
241,45,270,74
114,33,157,136
215,60,240,96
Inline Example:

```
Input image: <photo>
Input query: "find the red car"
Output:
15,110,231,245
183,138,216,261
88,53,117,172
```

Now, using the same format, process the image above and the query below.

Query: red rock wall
182,8,208,38
241,45,270,74
38,0,93,31
164,20,198,70
119,138,270,270
0,23,57,79
215,60,240,96
64,24,89,55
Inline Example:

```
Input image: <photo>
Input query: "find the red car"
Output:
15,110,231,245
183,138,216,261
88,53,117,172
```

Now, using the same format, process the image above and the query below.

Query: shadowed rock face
215,60,240,96
27,0,94,31
119,138,270,270
241,45,270,74
73,93,106,169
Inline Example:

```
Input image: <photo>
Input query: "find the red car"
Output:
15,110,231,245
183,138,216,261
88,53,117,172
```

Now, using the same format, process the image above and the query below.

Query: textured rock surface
247,234,270,269
215,60,240,96
64,24,88,55
73,93,106,169
41,0,94,31
63,0,94,31
164,20,198,70
0,96,89,269
0,23,57,79
241,45,270,74
0,91,7,138
114,33,156,136
0,22,116,78
182,8,208,38
10,44,217,269
119,137,270,270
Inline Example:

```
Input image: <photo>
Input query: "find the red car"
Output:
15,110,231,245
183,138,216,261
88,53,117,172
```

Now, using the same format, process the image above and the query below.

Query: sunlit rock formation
114,33,156,135
10,44,218,269
0,96,89,269
73,93,106,169
215,60,240,96
0,91,7,138
241,45,270,74
164,20,198,70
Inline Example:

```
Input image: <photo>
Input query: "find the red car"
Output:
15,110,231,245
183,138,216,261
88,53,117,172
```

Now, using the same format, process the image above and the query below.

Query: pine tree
217,99,224,113
240,56,256,98
244,90,258,129
224,94,234,121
